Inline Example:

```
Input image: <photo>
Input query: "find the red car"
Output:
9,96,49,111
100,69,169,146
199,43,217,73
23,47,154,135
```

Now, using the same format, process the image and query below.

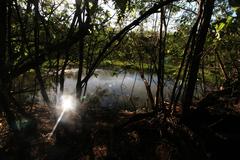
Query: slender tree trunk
35,67,52,106
182,0,215,116
0,0,17,131
215,50,229,81
140,72,155,110
156,8,164,110
8,0,13,67
59,12,78,94
56,51,60,94
76,37,85,99
0,0,7,82
75,0,92,99
157,5,167,110
34,0,51,106
60,49,69,93
170,7,202,113
201,57,206,93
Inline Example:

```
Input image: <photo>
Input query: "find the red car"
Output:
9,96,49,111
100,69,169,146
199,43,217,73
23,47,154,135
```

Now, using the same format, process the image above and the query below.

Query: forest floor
0,81,240,160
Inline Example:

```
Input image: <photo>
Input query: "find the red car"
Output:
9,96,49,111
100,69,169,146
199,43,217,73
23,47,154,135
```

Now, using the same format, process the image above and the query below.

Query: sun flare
48,94,76,139
61,95,75,112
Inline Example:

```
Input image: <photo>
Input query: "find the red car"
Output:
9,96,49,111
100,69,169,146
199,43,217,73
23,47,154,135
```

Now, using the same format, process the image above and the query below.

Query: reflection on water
35,69,174,108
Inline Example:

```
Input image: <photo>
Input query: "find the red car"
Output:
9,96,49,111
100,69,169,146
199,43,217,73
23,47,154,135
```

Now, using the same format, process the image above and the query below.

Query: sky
54,0,187,32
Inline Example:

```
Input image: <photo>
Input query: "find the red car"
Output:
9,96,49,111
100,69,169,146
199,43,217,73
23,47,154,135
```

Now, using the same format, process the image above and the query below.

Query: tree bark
216,50,229,81
34,0,51,106
76,0,92,99
182,0,215,116
156,4,167,111
76,38,85,99
60,13,78,93
0,0,17,131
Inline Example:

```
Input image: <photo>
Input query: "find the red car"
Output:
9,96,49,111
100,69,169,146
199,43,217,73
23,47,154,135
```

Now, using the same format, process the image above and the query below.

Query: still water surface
36,69,174,108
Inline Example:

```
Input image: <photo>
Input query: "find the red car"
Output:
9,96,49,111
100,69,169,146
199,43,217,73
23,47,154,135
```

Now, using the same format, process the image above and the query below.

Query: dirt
0,85,240,160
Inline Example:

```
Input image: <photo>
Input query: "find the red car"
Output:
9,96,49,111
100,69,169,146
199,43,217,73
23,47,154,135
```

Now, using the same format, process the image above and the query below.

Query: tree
181,0,215,116
0,0,17,130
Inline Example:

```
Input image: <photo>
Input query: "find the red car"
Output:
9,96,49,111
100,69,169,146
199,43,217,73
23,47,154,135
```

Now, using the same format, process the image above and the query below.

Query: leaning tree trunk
182,0,215,116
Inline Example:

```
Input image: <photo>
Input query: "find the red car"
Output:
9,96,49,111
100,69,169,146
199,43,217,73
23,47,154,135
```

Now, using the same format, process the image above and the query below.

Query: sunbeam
48,95,76,139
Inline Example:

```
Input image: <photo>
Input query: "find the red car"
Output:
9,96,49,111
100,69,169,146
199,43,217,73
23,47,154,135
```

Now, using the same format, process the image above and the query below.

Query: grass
40,58,222,86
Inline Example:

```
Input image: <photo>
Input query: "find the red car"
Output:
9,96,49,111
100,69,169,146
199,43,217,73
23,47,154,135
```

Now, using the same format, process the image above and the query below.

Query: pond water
35,68,175,109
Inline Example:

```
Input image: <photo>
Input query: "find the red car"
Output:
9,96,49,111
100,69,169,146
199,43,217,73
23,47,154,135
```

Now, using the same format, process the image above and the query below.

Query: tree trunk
216,50,229,81
59,13,78,94
0,0,17,131
34,0,51,107
60,50,69,93
182,0,215,116
76,37,85,99
156,4,167,111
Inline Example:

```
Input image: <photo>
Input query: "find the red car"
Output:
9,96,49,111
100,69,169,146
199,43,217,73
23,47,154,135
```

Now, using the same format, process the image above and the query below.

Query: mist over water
35,68,174,108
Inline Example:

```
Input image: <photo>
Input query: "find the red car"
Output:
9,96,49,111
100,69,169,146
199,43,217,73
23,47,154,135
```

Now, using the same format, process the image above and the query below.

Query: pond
35,68,175,109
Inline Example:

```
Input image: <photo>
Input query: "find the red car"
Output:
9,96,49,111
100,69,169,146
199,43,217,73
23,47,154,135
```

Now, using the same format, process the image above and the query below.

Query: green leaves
216,22,225,31
215,21,226,40
214,16,233,40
